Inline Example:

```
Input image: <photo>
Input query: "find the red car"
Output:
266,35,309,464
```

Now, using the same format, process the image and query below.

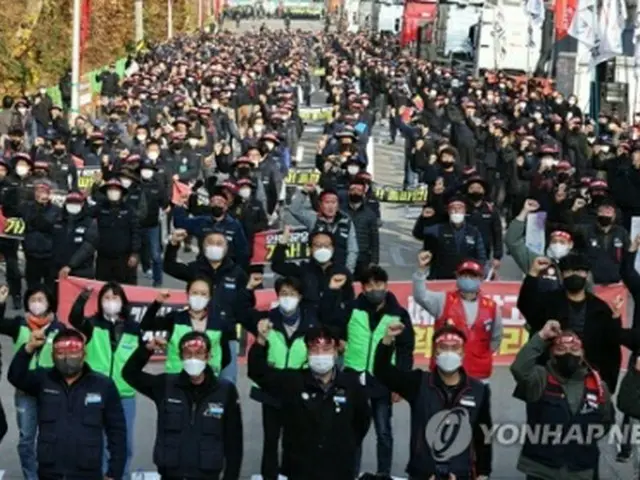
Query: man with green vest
138,275,232,377
69,281,141,478
245,275,321,480
0,283,66,480
327,265,415,477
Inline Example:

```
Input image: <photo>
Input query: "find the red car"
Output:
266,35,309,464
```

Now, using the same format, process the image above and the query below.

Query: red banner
554,0,577,41
250,228,310,264
57,278,628,366
80,0,92,63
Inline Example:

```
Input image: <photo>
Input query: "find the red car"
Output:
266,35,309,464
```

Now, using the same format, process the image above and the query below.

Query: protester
249,322,371,480
374,323,492,480
122,331,243,480
8,328,126,480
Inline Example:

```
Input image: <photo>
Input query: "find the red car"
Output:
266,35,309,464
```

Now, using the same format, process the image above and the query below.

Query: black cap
558,253,590,273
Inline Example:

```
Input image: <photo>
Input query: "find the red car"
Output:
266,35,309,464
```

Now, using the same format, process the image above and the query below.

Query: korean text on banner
251,228,310,264
57,278,628,366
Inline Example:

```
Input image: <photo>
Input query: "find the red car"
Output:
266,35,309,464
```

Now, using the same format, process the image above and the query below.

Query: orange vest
430,291,497,379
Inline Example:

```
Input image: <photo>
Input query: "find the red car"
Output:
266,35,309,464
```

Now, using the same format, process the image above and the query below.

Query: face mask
136,134,147,142
457,277,481,293
18,107,27,115
279,295,300,313
548,243,570,260
183,358,207,377
29,300,48,316
347,165,360,176
600,145,611,154
364,289,386,305
205,245,225,262
254,124,264,134
107,189,122,202
441,161,454,170
102,299,122,317
53,147,66,155
211,205,225,218
55,357,84,377
308,354,335,375
188,138,198,148
238,187,251,199
553,354,581,377
237,167,252,178
597,215,613,227
65,203,82,215
568,99,576,106
120,178,133,189
265,141,275,151
436,351,462,373
348,193,363,204
172,142,184,150
450,213,465,224
313,247,333,264
141,168,154,180
563,274,586,293
188,294,209,312
147,151,159,161
467,192,483,203
15,165,29,177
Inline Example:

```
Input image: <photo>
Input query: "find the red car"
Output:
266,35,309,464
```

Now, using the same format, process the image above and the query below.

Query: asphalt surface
0,19,634,480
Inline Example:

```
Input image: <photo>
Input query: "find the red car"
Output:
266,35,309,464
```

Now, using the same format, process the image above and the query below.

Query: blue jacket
8,347,126,479
172,207,250,269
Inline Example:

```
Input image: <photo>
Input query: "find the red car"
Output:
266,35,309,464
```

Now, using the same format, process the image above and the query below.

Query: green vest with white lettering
14,325,56,370
85,326,139,398
165,324,223,374
343,309,397,373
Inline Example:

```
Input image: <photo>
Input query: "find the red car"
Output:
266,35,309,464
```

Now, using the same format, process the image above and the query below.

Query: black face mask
10,140,21,149
467,192,483,203
597,215,613,227
211,206,225,218
348,194,363,204
563,274,586,293
553,354,581,378
53,148,66,156
172,142,184,150
54,357,84,377
364,289,386,305
441,161,454,169
237,167,251,178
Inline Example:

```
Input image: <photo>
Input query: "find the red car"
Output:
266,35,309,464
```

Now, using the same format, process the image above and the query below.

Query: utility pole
198,0,204,28
71,0,81,119
135,0,144,42
168,0,174,38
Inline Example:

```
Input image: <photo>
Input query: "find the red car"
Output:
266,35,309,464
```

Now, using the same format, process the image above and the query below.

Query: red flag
171,181,192,205
80,0,92,63
554,0,577,41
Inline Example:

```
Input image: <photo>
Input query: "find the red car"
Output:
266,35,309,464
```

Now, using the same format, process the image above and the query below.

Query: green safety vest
165,324,223,375
14,325,56,370
266,329,308,369
85,327,139,398
343,309,398,373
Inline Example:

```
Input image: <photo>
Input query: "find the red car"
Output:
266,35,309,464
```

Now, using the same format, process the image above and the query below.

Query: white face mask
183,358,207,376
436,351,462,373
347,165,360,176
254,124,264,134
188,295,209,312
102,299,122,317
548,243,570,260
238,187,251,199
15,165,29,177
279,296,300,313
265,141,275,151
107,189,122,202
136,134,147,142
147,151,159,161
140,168,154,180
450,213,465,224
205,245,225,262
312,247,333,264
120,178,133,189
65,203,82,215
188,138,198,148
18,107,27,116
601,145,611,153
308,354,335,375
29,300,48,316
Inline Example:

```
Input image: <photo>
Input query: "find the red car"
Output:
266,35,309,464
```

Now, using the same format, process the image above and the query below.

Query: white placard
525,211,547,255
295,145,304,163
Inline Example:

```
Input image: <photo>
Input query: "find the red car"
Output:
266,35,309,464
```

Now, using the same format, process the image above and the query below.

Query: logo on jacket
425,407,472,461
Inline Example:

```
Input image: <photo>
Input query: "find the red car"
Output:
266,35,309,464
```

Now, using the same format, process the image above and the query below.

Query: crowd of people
0,19,640,480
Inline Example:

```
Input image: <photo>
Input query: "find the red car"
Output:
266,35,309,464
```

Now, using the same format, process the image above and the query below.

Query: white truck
374,0,404,33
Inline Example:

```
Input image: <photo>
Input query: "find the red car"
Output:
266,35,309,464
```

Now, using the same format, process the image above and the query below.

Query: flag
554,0,578,40
567,0,597,47
80,0,91,63
492,0,507,65
588,0,627,70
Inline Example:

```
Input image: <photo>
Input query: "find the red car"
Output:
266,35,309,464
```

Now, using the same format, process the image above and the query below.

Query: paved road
0,19,633,480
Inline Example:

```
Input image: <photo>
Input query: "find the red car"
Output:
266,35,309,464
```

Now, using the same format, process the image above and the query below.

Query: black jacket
122,346,242,480
52,209,98,277
248,342,371,480
22,201,63,259
346,202,380,266
517,275,640,393
94,199,141,258
8,347,126,479
139,176,170,228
